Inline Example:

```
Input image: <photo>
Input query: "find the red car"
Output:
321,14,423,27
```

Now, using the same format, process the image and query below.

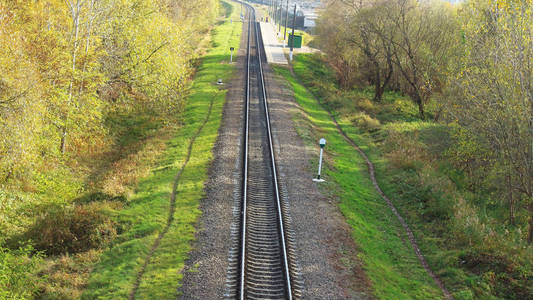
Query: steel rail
239,3,251,299
253,16,293,300
238,2,293,299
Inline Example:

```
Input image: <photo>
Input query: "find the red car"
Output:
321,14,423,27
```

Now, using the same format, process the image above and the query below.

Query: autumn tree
0,0,219,184
383,0,459,118
317,1,360,88
0,2,48,182
319,0,459,114
446,0,533,242
336,0,396,101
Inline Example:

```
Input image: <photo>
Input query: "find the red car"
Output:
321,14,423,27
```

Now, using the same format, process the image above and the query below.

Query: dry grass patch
37,249,101,300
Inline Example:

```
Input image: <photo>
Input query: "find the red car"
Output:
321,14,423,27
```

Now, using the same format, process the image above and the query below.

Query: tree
0,0,219,185
319,0,458,112
0,1,52,182
384,0,459,118
59,0,105,154
317,1,360,88
446,0,533,242
342,0,396,102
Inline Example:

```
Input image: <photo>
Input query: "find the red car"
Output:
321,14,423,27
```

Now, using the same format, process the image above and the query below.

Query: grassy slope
82,1,242,298
288,54,533,300
273,64,444,299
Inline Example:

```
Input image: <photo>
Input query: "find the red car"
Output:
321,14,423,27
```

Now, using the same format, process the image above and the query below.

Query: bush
23,202,118,255
384,129,428,170
355,97,376,114
74,191,127,205
0,244,43,299
352,112,381,131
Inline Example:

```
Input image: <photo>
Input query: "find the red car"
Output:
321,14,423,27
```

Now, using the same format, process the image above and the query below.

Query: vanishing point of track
226,3,301,299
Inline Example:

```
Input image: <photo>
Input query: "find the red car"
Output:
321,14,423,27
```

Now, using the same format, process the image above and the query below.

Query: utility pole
272,0,275,23
278,0,282,33
271,0,274,21
269,0,272,21
268,0,271,20
289,4,296,61
284,0,289,41
274,0,278,26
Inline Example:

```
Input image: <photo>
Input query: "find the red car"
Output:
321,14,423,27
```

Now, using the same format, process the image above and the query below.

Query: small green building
288,34,302,48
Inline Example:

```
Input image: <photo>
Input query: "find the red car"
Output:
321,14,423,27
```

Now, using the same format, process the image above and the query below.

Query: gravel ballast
180,11,373,299
262,63,374,299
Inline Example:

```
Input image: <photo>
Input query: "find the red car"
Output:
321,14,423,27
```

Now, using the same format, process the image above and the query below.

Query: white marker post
313,138,326,182
230,47,235,63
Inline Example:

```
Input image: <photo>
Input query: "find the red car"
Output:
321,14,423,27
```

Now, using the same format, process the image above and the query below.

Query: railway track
225,3,301,299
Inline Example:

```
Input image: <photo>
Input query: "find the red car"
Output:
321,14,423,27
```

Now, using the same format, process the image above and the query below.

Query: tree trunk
4,168,13,182
62,0,81,155
60,126,67,154
374,85,384,102
528,202,533,244
416,95,425,119
373,67,383,102
507,171,515,225
529,113,533,243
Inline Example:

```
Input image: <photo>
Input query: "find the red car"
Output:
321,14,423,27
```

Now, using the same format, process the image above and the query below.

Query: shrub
352,112,381,131
74,191,127,205
24,202,118,255
355,97,376,114
0,244,43,299
384,129,428,170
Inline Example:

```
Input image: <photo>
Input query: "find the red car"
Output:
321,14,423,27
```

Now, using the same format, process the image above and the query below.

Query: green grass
82,1,242,298
273,65,444,299
283,53,533,299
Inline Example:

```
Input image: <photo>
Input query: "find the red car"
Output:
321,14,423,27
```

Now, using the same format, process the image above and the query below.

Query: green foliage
0,245,43,300
444,0,533,244
0,0,223,295
32,167,84,205
0,190,40,242
0,0,220,187
287,52,533,299
82,2,242,298
352,112,381,131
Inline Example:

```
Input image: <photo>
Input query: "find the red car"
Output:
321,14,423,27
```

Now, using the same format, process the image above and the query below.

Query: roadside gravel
263,63,374,300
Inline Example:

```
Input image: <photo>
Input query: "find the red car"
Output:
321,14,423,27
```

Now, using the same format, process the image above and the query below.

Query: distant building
302,10,318,29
